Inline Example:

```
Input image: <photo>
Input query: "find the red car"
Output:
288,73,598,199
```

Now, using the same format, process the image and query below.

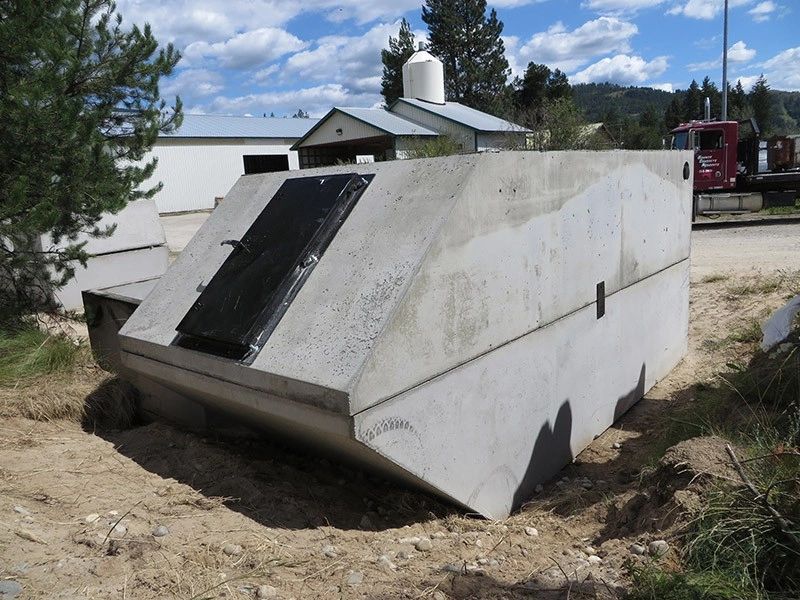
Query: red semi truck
670,118,800,216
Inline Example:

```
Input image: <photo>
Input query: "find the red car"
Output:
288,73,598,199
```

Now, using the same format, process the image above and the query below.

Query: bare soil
1,228,798,600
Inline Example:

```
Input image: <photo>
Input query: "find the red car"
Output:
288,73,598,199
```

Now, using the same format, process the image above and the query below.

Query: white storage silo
402,43,446,104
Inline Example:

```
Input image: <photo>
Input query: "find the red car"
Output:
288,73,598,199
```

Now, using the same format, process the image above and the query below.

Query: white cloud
735,46,800,92
688,40,756,71
668,0,752,20
649,82,675,92
183,27,307,69
734,75,760,89
571,54,669,84
116,0,423,49
511,17,638,73
728,41,756,62
281,21,428,96
749,1,777,21
161,69,225,97
168,19,424,116
760,46,800,90
205,84,376,117
490,0,549,6
116,0,299,46
582,0,666,13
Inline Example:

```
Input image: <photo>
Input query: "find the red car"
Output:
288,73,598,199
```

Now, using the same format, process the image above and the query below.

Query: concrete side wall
39,199,165,256
390,103,475,151
298,112,386,147
352,151,693,411
143,138,299,213
56,245,169,311
355,258,690,518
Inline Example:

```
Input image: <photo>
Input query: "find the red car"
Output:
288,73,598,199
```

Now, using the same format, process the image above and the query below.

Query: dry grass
701,273,730,284
0,327,136,428
725,270,800,300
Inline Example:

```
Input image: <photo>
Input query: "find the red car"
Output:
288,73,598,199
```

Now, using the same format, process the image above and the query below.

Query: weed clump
0,326,85,385
633,340,800,600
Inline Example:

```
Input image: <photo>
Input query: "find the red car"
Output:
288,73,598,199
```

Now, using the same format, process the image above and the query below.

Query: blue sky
116,0,798,117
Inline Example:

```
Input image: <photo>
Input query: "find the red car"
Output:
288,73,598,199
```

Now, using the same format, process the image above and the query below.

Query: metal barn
143,114,318,214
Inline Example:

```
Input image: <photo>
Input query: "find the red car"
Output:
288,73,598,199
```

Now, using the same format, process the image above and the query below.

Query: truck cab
670,121,739,192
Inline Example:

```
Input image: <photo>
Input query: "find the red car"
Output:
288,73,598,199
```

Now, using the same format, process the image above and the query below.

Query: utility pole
721,0,729,120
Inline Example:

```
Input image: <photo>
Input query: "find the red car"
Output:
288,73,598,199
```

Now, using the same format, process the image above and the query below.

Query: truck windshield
671,132,689,150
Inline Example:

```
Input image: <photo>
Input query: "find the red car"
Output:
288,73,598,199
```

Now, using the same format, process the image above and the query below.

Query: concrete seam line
352,256,691,417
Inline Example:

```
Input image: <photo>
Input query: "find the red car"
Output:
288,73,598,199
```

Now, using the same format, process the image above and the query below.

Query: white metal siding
390,103,475,151
298,112,387,147
143,138,299,213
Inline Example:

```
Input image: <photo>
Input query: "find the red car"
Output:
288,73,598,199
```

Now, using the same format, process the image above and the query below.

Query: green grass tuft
627,562,758,600
727,319,763,345
636,340,800,600
0,327,85,386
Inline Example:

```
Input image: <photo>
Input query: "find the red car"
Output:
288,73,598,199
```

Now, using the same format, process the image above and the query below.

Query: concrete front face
119,150,693,517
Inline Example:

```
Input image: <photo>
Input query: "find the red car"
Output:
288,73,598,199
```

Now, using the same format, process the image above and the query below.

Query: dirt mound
603,436,735,539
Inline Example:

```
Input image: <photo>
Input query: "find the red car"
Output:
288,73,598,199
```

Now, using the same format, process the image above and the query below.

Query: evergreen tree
292,109,309,118
749,75,772,133
728,80,749,121
0,0,181,325
626,105,664,149
547,69,572,100
380,19,415,105
700,76,721,119
683,79,703,121
512,63,572,125
514,62,550,109
664,94,686,130
422,0,510,112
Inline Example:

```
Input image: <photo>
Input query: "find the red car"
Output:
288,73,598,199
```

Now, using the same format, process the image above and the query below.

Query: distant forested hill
573,82,800,134
573,83,674,122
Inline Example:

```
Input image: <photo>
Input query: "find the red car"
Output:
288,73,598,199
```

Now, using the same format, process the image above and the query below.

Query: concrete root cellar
92,151,693,519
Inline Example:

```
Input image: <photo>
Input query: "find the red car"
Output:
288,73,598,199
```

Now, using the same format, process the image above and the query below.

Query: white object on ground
761,294,800,351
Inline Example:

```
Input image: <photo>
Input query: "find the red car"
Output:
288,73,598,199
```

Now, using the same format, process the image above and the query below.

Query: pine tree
749,75,772,133
514,62,551,109
664,95,686,130
512,63,572,126
0,0,181,325
547,69,572,101
422,0,511,112
728,81,749,121
380,19,416,105
683,80,703,121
